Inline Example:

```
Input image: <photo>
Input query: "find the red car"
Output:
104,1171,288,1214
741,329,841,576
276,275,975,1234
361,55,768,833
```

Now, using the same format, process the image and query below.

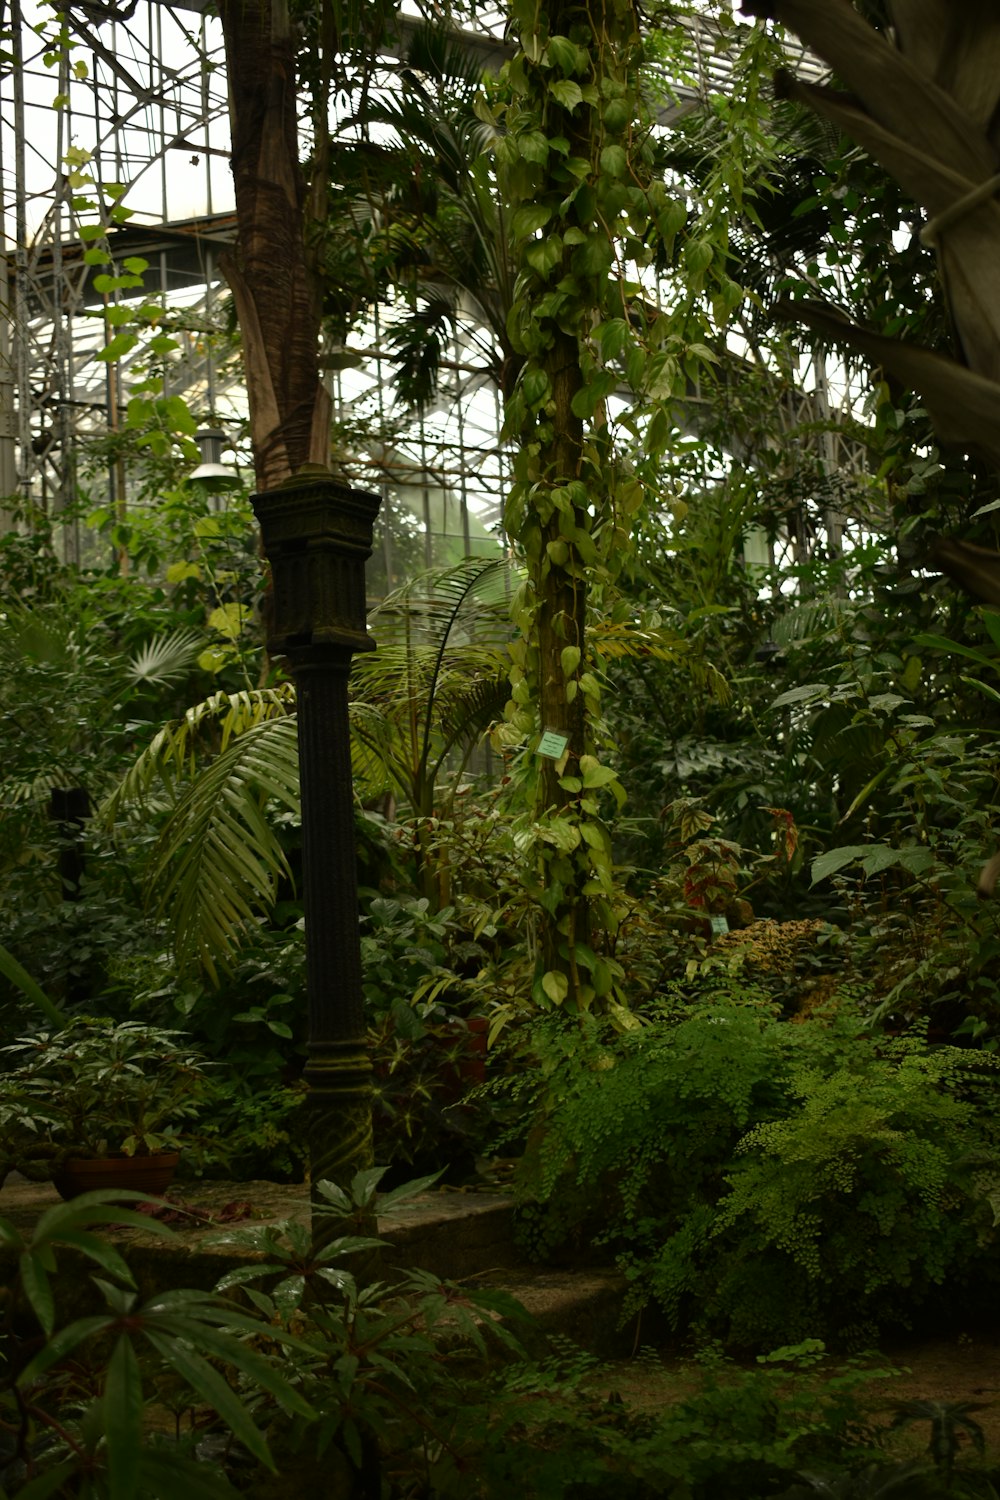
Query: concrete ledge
0,1176,519,1295
0,1176,630,1356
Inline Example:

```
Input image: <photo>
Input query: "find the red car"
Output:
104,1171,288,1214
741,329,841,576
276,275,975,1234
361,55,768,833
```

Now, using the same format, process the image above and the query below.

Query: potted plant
0,1018,214,1198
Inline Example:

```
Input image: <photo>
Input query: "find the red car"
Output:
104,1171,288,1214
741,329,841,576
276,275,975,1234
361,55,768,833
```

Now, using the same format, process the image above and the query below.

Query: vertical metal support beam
11,0,31,503
812,346,844,556
252,474,381,1217
52,44,78,563
419,420,432,570
380,480,392,592
452,327,471,557
0,67,17,510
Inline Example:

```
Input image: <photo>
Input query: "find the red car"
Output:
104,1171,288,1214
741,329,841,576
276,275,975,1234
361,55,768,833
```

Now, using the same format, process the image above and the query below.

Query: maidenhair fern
516,999,1000,1347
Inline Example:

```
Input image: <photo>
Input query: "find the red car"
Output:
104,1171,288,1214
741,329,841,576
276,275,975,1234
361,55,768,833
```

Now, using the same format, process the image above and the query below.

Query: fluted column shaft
251,474,381,1228
288,644,373,1187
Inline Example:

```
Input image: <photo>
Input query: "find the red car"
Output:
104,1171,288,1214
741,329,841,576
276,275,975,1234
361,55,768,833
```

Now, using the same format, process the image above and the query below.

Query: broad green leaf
810,846,869,885
511,202,552,239
541,969,569,1005
20,1316,113,1381
560,645,581,677
142,1331,276,1470
573,234,613,277
578,756,617,792
165,394,197,434
599,144,627,178
771,683,829,709
549,78,583,110
51,1230,135,1288
97,331,138,363
521,367,551,408
34,1193,176,1245
518,129,549,165
143,1314,316,1392
840,762,895,823
859,846,919,876
962,673,1000,708
105,1336,143,1500
0,939,65,1025
546,34,586,74
912,632,997,670
526,236,562,278
19,1252,55,1336
896,848,937,874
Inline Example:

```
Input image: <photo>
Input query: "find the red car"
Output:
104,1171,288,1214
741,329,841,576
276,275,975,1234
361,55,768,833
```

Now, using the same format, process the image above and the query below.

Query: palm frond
349,701,396,801
127,628,205,688
370,556,514,648
102,685,296,820
428,667,511,784
148,715,301,982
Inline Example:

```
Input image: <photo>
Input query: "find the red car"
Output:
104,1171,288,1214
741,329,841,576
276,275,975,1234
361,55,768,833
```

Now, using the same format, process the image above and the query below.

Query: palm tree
742,2,1000,492
105,559,515,977
319,19,520,409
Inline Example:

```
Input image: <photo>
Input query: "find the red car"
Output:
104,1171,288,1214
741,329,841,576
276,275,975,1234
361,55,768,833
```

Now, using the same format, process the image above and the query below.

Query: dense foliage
6,5,1000,1493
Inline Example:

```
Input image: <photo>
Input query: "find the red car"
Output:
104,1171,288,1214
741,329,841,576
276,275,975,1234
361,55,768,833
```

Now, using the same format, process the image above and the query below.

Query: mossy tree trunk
499,0,646,1012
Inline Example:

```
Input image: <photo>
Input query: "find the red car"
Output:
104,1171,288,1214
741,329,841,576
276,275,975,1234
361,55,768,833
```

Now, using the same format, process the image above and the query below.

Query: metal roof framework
0,0,872,579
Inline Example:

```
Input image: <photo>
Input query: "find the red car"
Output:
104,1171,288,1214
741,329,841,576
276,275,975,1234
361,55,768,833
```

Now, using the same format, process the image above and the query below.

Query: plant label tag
709,914,729,937
537,730,569,759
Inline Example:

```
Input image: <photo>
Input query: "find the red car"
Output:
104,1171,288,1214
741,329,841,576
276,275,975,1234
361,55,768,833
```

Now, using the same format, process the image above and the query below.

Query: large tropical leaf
107,684,401,977
102,686,297,820
146,715,301,982
744,0,1000,469
106,563,515,969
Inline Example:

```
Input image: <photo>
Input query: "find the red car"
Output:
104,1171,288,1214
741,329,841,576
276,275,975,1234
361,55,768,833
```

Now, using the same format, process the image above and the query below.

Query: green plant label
537,730,570,759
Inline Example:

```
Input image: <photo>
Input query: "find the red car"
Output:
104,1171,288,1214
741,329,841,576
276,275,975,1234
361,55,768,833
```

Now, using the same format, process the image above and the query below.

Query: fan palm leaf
126,629,205,688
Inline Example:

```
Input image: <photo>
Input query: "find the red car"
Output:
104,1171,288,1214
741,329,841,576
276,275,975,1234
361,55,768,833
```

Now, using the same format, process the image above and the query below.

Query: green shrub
514,997,1000,1348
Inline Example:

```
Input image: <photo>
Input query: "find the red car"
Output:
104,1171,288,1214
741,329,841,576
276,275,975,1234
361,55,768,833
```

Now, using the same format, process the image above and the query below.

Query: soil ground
594,1331,1000,1468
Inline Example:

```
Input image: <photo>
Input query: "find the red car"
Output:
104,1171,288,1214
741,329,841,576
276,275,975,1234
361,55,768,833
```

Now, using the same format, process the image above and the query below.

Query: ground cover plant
510,996,1000,1350
9,1173,995,1500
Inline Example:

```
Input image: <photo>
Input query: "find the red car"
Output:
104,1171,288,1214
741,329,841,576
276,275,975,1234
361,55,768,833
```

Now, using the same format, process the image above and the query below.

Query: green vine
494,2,792,1016
495,0,671,1016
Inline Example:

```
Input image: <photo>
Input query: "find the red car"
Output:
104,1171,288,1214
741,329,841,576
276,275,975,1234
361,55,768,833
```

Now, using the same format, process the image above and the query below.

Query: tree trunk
217,0,330,488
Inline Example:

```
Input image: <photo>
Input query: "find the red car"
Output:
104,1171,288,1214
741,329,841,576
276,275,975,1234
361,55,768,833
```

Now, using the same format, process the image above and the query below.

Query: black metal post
251,473,381,1202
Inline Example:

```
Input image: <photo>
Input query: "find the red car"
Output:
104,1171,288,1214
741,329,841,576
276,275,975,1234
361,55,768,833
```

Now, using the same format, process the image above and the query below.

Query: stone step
0,1175,630,1354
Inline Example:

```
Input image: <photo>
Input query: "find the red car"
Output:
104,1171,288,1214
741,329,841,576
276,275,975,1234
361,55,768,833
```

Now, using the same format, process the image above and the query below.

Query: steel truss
0,0,868,580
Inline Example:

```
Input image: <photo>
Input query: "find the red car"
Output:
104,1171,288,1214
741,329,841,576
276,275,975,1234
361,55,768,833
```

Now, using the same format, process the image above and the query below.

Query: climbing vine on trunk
496,0,658,1016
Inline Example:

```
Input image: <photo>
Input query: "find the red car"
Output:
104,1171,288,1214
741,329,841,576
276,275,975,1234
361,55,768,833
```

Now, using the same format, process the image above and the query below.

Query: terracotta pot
52,1151,180,1202
461,1016,489,1087
439,1016,489,1100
